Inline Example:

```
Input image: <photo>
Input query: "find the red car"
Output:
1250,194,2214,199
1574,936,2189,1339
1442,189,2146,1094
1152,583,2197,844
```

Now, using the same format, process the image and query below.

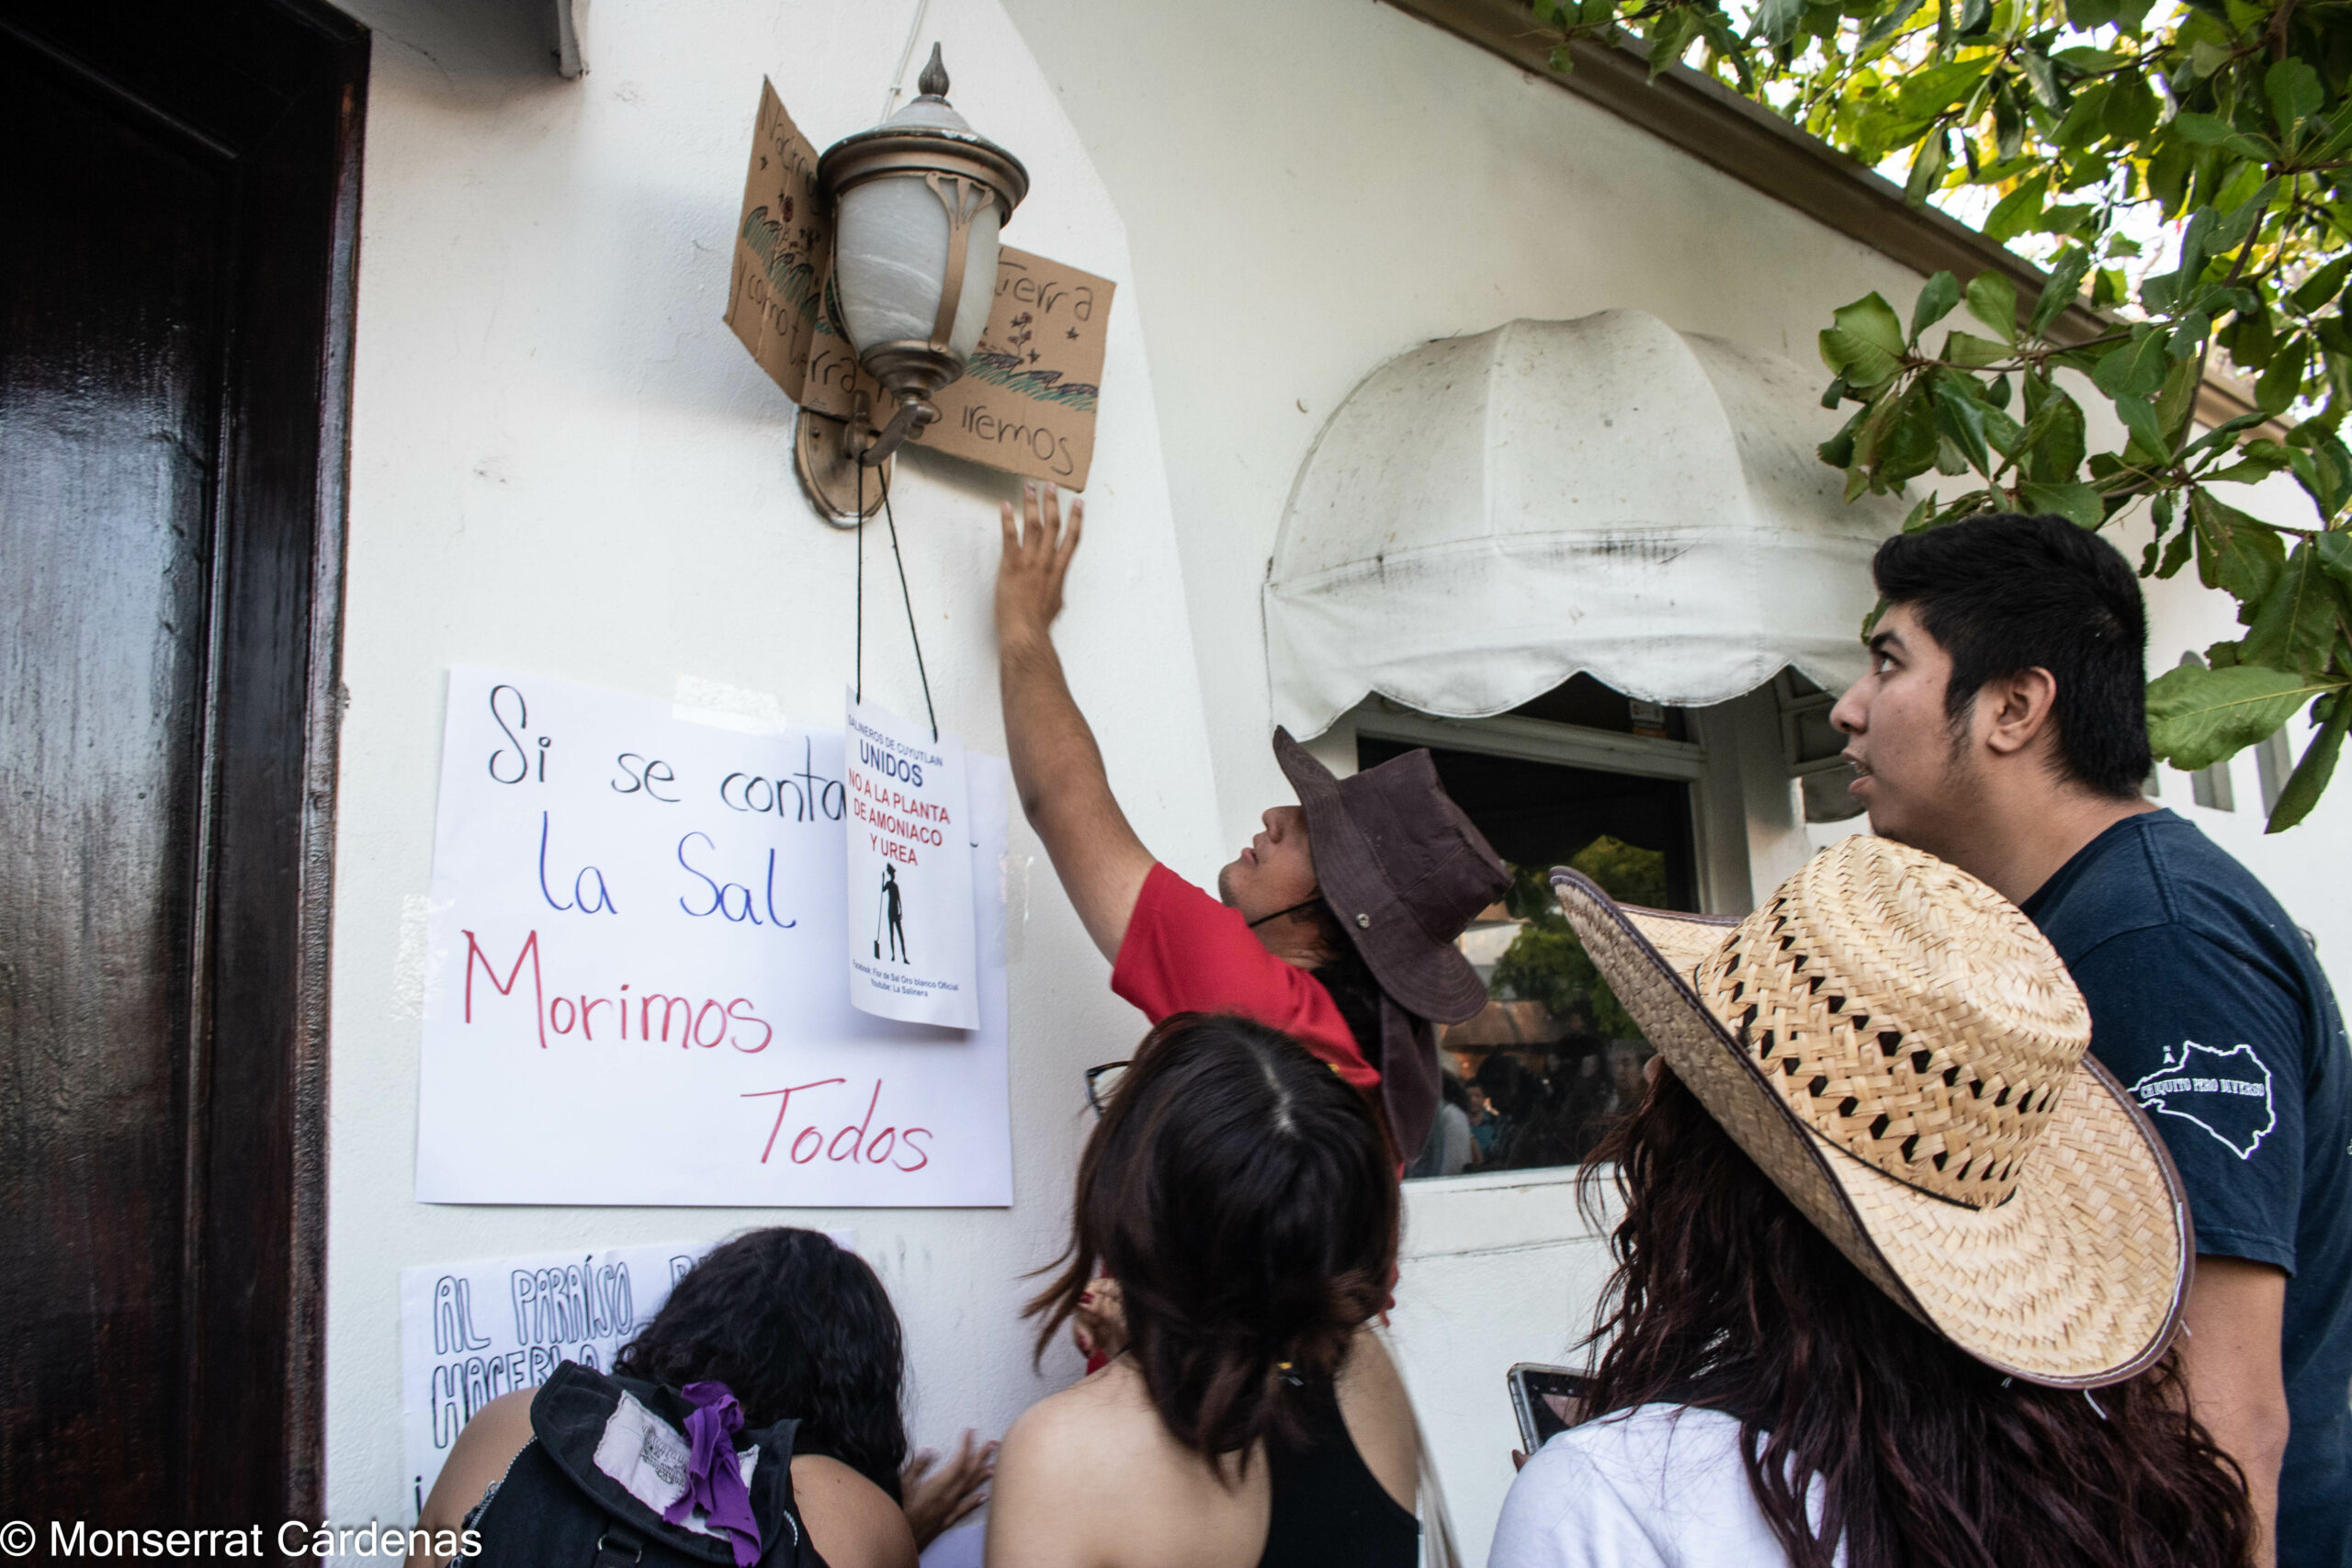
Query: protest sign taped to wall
415,667,1010,1206
397,1233,851,1514
724,80,1116,486
844,693,978,1030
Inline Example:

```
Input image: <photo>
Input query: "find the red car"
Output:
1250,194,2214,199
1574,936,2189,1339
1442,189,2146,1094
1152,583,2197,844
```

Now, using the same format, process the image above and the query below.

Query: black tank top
1257,1380,1419,1568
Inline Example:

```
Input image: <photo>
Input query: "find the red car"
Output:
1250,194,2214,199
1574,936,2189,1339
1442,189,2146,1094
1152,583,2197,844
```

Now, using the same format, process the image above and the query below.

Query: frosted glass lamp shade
804,44,1028,482
834,177,1001,363
816,46,1027,412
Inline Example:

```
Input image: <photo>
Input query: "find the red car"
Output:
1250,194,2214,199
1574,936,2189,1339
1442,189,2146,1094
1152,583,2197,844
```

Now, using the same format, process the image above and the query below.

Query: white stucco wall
322,0,1226,1535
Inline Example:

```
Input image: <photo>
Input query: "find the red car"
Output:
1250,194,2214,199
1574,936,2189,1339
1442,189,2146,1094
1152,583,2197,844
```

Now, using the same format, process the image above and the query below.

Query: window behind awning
1265,310,1907,737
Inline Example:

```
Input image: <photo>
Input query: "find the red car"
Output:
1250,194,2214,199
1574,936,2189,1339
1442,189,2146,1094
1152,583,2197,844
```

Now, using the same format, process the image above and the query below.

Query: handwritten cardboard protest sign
926,249,1114,487
844,694,978,1029
798,248,1114,489
415,668,1010,1206
723,78,828,405
724,82,1116,487
396,1233,855,1511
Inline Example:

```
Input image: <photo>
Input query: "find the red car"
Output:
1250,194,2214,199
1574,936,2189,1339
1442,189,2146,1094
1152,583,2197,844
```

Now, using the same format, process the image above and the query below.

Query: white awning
1265,310,1905,737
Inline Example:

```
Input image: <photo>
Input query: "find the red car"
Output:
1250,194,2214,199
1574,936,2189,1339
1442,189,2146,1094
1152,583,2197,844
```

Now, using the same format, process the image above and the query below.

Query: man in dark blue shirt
1830,511,2349,1566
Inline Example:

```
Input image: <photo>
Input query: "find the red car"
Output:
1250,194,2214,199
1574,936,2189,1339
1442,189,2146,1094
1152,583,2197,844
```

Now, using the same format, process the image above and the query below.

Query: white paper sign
394,1231,856,1515
417,668,1011,1206
398,1240,705,1515
845,693,978,1030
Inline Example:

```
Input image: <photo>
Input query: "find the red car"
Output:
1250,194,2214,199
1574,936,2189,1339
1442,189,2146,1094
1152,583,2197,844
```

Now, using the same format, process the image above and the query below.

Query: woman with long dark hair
1493,836,2256,1567
410,1227,983,1568
985,1012,1421,1568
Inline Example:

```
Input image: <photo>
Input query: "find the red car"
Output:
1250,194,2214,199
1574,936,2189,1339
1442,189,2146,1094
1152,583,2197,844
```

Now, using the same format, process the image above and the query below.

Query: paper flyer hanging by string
844,691,978,1029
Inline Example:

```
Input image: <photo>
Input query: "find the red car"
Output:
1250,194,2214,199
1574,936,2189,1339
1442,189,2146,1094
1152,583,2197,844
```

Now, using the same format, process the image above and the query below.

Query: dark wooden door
0,0,364,1526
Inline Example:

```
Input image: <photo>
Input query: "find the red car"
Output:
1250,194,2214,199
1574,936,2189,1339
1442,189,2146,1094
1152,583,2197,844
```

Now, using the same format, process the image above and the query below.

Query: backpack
471,1362,826,1568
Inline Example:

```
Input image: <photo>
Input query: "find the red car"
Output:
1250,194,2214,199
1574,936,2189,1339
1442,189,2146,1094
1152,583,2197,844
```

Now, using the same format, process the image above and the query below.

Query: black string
878,463,939,742
1247,889,1324,930
854,458,865,704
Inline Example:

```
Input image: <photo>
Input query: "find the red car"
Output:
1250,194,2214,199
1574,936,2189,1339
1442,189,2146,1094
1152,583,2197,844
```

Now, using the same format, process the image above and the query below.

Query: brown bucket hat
1272,727,1508,1022
1553,833,2191,1387
1272,728,1510,1158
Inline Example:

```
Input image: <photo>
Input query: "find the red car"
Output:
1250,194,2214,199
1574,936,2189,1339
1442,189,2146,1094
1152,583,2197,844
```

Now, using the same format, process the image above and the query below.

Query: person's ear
1979,668,2060,758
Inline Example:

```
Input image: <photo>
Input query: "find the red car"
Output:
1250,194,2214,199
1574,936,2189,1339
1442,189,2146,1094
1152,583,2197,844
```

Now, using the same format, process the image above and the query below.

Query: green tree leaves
2266,696,2349,830
1911,270,1962,338
1526,0,2352,825
1819,293,1908,388
2093,328,2168,399
2241,543,2347,678
1965,274,2018,341
2267,59,2324,143
2145,663,2325,771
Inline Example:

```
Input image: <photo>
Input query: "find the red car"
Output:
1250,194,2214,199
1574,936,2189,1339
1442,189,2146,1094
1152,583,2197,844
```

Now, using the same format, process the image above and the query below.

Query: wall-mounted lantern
795,46,1027,518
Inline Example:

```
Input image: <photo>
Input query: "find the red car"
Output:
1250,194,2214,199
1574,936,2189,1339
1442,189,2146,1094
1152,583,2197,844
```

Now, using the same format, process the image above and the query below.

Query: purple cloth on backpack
662,1382,763,1567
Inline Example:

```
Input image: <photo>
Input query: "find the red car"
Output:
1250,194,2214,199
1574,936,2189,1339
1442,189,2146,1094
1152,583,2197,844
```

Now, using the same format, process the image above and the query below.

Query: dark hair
1572,1068,2255,1568
1028,1013,1399,1457
1296,897,1385,1059
1475,1051,1532,1116
615,1227,908,1499
1870,512,2152,797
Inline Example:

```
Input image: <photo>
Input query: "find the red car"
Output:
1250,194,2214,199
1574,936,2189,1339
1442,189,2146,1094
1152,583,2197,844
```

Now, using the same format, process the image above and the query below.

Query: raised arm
996,483,1155,961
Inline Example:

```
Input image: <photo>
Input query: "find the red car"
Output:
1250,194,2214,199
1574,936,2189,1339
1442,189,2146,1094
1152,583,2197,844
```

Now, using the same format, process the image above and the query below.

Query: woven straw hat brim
1559,872,2192,1389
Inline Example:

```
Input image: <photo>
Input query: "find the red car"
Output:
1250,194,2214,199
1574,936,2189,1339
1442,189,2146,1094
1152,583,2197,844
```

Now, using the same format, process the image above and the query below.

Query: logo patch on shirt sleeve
2128,1040,2278,1160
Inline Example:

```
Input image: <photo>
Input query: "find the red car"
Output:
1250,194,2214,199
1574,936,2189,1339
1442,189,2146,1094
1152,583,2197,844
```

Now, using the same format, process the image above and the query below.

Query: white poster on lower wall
414,667,1012,1206
396,1234,852,1515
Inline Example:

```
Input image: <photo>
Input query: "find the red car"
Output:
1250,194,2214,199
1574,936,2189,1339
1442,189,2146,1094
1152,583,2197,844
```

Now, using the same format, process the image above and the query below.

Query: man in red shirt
994,482,1509,1160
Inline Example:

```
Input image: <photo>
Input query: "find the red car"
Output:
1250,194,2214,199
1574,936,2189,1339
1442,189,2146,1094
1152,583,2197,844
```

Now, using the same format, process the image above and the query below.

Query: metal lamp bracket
795,395,892,527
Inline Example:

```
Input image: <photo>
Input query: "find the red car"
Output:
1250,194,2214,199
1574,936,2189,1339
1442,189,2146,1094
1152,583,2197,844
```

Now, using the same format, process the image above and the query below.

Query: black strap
592,1522,646,1568
877,465,938,742
850,461,939,743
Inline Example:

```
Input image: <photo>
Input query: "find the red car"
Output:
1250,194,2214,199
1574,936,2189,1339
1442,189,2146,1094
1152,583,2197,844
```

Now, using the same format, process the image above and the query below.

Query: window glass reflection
1366,726,1697,1179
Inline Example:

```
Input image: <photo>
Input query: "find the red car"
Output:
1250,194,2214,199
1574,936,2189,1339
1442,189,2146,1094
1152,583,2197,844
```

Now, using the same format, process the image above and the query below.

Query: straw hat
1554,834,2191,1387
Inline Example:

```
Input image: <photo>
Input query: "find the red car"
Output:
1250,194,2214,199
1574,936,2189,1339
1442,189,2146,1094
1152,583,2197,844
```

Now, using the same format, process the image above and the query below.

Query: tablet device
1506,1362,1589,1454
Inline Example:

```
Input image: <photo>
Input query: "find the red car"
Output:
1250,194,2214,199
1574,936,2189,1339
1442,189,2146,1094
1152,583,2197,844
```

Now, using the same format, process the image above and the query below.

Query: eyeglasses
1084,1061,1130,1117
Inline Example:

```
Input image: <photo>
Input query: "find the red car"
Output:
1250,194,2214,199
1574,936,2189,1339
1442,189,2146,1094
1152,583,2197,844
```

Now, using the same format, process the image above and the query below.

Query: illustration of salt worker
993,481,1510,1161
876,863,909,963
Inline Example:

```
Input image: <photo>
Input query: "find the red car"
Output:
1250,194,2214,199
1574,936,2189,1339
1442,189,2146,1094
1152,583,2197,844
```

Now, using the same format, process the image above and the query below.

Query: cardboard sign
415,668,1012,1207
722,78,828,406
928,249,1113,487
844,694,978,1030
725,81,1115,487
